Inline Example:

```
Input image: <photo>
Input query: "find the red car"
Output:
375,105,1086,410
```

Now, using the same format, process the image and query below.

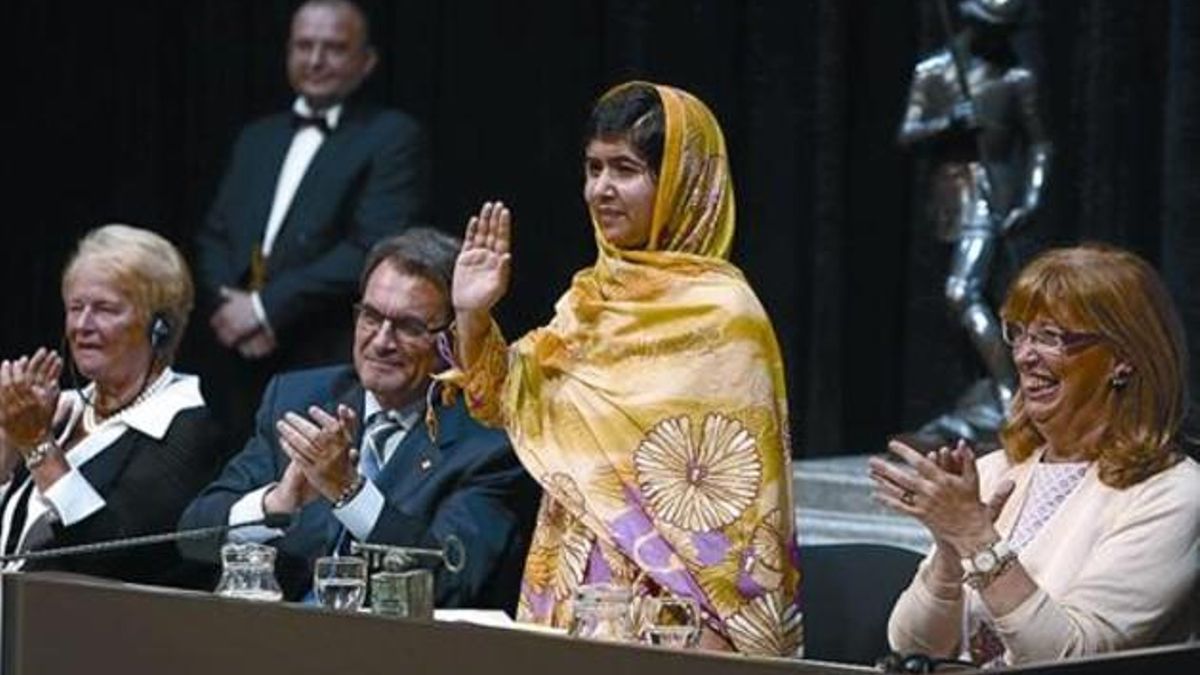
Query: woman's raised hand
0,347,63,447
453,201,512,313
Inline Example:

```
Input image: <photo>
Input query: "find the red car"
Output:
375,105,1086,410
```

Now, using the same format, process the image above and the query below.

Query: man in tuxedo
179,230,538,611
194,0,430,447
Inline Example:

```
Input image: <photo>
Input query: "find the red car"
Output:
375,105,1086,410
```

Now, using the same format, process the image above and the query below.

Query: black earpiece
149,313,172,353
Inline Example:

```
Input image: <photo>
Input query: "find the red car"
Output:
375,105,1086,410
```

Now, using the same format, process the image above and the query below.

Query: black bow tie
292,112,331,134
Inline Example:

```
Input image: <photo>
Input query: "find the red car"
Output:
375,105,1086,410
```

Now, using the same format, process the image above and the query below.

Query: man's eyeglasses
1001,320,1101,354
353,303,448,341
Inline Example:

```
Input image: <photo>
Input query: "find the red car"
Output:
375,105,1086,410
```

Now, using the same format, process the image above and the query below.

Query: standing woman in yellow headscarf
448,82,801,656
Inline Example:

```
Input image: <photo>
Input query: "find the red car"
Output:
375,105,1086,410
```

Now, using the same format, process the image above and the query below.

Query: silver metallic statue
898,0,1051,442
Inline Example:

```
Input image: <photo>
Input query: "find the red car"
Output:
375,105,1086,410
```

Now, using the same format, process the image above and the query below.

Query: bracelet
22,440,57,470
964,553,1017,590
961,540,1018,591
331,473,366,510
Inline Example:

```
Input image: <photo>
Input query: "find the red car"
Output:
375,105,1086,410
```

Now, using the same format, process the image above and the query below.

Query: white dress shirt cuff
39,468,106,527
228,484,285,543
332,478,384,541
250,292,275,336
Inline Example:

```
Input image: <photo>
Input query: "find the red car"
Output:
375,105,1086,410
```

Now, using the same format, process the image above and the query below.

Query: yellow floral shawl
459,82,801,656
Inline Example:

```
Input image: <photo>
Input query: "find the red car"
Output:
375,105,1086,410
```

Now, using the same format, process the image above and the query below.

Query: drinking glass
568,583,634,643
313,556,368,611
637,595,700,648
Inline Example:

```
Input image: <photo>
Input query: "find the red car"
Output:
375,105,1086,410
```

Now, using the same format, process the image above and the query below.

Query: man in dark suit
194,0,429,447
180,230,537,611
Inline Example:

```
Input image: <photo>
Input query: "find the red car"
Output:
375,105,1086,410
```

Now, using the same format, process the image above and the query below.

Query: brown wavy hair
999,244,1188,488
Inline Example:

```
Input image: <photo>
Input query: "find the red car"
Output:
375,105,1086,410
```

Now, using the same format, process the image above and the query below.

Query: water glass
637,596,700,648
313,556,368,611
568,583,634,643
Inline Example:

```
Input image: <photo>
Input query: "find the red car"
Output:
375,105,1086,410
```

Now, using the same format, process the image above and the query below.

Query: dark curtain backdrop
4,1,1198,457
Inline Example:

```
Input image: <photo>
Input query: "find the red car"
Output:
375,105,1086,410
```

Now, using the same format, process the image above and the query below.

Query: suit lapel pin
419,457,433,472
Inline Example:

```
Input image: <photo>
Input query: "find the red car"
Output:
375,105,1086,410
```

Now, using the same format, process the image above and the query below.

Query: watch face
973,549,999,572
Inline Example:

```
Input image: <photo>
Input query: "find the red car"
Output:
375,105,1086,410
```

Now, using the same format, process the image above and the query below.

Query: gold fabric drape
453,82,801,656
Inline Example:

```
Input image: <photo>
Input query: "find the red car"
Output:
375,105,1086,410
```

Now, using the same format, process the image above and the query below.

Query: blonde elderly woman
0,224,220,587
871,244,1199,667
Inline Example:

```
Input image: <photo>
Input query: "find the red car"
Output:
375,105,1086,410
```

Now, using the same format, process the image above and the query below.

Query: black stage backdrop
4,1,1198,457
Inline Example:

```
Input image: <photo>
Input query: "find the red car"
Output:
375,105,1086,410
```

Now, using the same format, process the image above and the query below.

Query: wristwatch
22,440,57,470
332,473,366,510
961,540,1017,589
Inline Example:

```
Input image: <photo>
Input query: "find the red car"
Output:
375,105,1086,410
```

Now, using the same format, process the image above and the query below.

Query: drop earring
1109,364,1132,390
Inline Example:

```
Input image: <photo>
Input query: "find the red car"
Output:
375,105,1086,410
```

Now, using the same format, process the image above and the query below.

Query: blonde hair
999,243,1187,488
62,224,194,363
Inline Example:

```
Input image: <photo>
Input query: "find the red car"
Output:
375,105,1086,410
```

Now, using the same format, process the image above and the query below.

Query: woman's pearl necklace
81,371,171,434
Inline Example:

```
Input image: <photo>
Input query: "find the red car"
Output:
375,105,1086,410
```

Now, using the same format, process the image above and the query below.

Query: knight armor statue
898,0,1051,442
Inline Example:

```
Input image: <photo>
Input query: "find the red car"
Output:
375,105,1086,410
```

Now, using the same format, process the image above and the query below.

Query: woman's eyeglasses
353,303,448,342
1001,321,1101,354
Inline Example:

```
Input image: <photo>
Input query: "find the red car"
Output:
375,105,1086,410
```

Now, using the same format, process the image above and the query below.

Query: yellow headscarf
598,81,735,261
461,82,801,656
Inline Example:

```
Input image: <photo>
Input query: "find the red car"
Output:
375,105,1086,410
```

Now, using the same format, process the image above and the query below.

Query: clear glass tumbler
313,555,368,612
637,595,700,648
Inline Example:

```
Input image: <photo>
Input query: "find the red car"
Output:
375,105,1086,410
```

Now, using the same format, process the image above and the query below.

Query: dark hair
584,84,665,175
359,227,461,310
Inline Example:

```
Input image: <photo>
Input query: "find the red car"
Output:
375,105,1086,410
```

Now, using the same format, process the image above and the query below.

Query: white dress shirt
249,97,344,332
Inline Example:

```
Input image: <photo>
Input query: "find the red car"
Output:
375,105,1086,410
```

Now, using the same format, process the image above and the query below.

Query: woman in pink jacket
871,243,1198,667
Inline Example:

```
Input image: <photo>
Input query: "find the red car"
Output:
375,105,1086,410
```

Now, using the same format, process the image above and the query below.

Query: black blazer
194,102,430,366
178,365,540,612
2,405,222,588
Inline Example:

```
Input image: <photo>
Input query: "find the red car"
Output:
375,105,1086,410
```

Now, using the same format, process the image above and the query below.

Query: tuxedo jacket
1,395,221,588
178,365,539,611
194,101,430,367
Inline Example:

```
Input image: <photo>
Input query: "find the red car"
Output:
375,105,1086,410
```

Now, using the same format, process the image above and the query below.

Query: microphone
0,513,294,565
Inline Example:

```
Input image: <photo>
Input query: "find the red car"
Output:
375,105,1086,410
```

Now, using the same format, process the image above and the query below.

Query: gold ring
901,490,916,506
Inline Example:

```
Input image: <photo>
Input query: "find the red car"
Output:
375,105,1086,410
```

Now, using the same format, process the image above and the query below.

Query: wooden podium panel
992,642,1200,674
2,573,873,675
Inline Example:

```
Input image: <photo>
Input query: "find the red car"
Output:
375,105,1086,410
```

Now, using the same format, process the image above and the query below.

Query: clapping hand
0,348,63,448
276,404,360,503
868,439,1014,557
263,457,321,514
453,201,512,313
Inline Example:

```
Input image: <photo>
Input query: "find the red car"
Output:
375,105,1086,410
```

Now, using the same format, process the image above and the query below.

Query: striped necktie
328,411,405,556
360,412,404,480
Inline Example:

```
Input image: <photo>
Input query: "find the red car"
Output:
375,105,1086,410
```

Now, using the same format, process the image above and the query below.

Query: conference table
3,573,1195,674
1,572,872,675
